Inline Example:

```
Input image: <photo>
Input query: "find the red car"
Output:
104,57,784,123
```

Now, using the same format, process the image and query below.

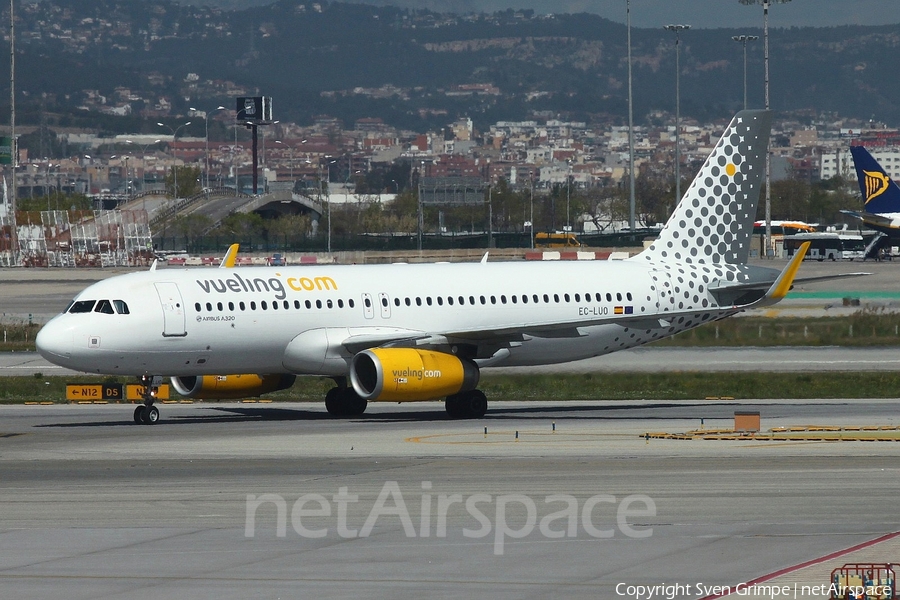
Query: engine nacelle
171,374,296,400
350,348,479,402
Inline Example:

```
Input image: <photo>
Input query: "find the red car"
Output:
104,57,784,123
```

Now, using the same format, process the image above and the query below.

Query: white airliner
35,111,849,424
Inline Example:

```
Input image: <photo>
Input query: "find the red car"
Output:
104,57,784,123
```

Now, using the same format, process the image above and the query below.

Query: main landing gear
133,376,162,425
325,379,367,417
322,380,487,418
445,390,488,419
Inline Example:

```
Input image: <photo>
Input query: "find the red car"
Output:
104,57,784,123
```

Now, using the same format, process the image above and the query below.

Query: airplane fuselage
36,259,747,378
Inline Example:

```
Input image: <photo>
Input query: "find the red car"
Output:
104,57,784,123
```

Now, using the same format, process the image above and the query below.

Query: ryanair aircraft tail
850,145,900,215
638,110,771,266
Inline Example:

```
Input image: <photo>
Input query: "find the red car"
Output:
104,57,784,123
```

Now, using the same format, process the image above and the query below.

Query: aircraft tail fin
849,145,900,215
636,110,771,266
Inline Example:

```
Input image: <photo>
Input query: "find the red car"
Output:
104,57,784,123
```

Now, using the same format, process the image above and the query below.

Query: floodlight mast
740,0,791,258
664,24,690,206
731,35,759,110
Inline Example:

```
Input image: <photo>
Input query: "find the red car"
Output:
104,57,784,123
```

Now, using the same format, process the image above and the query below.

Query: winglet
220,243,239,269
481,252,489,264
149,259,158,272
764,241,809,302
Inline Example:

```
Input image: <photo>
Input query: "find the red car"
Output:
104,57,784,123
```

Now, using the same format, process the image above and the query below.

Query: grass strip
3,372,900,405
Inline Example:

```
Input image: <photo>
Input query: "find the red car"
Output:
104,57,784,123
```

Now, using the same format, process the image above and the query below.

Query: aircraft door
361,293,375,319
378,293,391,319
155,282,187,337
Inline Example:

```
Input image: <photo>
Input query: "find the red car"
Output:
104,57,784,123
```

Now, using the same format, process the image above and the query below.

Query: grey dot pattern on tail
640,110,771,266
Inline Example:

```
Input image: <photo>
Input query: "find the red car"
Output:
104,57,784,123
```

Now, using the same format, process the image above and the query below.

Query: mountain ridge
3,0,899,132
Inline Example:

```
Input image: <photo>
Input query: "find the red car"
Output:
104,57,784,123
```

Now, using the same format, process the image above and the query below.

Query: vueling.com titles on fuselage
195,273,338,300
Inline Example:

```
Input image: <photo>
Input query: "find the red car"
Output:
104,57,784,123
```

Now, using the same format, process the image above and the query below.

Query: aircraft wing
840,209,900,230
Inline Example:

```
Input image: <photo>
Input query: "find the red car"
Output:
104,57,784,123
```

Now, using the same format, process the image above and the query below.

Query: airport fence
0,323,41,351
151,230,649,255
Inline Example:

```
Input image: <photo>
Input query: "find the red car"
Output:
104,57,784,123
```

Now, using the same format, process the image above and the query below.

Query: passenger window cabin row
391,291,633,308
194,291,635,313
196,298,356,313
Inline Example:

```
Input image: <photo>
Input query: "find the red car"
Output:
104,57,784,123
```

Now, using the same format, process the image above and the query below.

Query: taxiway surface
2,259,899,597
1,400,898,599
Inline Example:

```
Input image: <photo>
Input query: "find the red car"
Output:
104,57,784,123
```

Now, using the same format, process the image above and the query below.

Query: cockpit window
68,300,96,313
113,300,130,315
95,300,115,314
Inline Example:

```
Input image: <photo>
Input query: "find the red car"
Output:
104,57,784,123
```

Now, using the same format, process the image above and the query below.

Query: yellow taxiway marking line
737,440,841,448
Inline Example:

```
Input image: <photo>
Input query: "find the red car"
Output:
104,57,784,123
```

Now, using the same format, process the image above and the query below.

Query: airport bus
535,232,582,248
753,220,819,236
783,232,865,261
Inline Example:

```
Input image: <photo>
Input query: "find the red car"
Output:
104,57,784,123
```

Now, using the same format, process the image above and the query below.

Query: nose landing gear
133,376,163,425
133,404,160,424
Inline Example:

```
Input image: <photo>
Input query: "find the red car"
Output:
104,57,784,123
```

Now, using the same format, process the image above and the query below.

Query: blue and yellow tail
850,145,900,215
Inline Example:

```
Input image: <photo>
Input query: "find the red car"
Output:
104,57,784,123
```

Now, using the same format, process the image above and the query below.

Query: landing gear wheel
138,404,159,425
134,376,162,425
325,387,343,416
325,387,367,417
445,390,487,419
445,395,462,418
341,388,367,416
466,390,488,418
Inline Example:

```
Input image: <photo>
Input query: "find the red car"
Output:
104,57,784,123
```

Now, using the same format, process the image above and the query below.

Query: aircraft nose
36,321,73,364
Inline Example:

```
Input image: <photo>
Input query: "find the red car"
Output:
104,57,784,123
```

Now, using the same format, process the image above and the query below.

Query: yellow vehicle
534,232,582,248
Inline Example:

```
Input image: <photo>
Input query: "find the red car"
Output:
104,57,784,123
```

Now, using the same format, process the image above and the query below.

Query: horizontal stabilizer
840,209,900,230
753,241,810,307
708,242,811,308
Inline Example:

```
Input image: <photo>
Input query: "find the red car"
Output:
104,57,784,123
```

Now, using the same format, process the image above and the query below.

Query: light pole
732,35,758,109
626,0,636,233
261,120,279,171
529,169,534,249
233,122,239,196
157,121,191,200
274,140,294,183
45,162,54,211
126,139,161,198
122,156,130,202
326,158,336,253
9,0,16,265
664,24,690,205
740,0,790,258
190,105,226,189
83,154,93,206
566,160,571,232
